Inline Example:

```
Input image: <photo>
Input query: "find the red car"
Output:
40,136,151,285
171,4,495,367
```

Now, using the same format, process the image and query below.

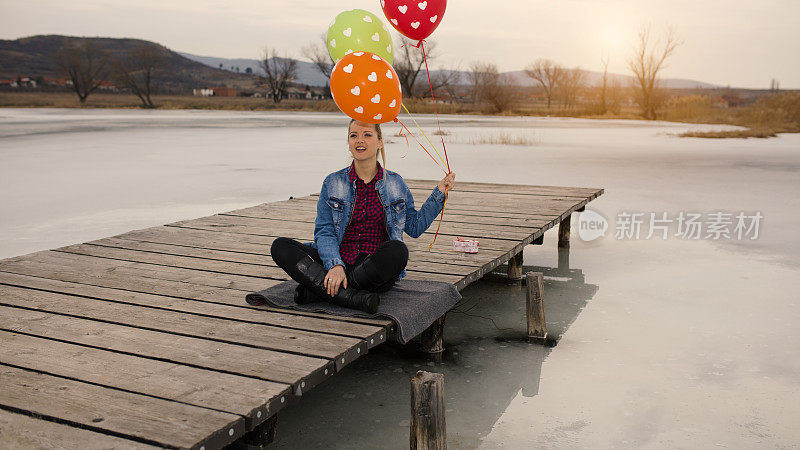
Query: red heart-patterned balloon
380,0,446,42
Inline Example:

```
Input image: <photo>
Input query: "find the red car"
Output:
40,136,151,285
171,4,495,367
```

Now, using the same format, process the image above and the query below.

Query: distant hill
1,35,720,93
501,70,720,89
180,51,720,89
0,35,255,93
178,52,330,88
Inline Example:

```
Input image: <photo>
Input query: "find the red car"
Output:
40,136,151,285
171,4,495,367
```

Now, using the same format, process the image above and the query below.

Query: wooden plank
408,190,585,212
0,409,158,450
93,236,274,265
72,238,462,282
0,271,388,347
166,215,540,250
303,192,585,219
0,365,246,450
56,242,477,279
407,187,584,203
307,183,595,204
404,179,603,198
117,226,509,263
0,256,394,329
222,203,554,229
0,330,291,429
0,305,332,391
0,284,368,369
281,196,560,220
5,250,271,292
160,219,523,254
93,235,500,269
114,228,550,291
170,214,536,242
56,243,289,279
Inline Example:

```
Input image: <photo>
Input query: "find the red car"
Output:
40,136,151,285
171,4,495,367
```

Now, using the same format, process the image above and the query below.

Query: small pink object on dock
453,237,479,253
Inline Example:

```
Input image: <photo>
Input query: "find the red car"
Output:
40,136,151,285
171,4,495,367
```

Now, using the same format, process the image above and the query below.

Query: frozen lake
1,108,799,447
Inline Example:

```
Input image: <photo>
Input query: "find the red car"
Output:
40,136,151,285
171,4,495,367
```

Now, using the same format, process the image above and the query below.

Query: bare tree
525,59,562,108
425,67,461,101
628,25,682,119
52,40,111,104
467,61,493,105
607,79,624,114
485,75,516,113
302,33,334,78
557,67,586,109
394,37,438,98
599,50,610,114
259,48,298,103
437,68,463,102
471,63,515,113
114,44,164,108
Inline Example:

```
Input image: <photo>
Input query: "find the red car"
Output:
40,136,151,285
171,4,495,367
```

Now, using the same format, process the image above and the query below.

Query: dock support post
507,250,524,281
558,214,571,248
410,371,446,450
526,272,547,343
557,246,570,275
420,315,446,354
234,414,277,450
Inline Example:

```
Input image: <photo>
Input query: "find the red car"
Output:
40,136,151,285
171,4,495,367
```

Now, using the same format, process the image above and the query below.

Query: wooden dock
0,179,602,449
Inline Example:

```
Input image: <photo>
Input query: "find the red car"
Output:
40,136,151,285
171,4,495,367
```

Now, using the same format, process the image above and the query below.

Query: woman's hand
324,265,347,297
437,171,456,193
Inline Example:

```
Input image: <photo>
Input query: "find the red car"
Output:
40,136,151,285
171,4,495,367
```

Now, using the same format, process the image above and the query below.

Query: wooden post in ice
420,316,446,354
507,250,524,281
526,272,547,343
558,214,571,248
410,371,446,450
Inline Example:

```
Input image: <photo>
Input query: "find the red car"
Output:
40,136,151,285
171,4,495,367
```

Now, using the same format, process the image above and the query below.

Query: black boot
331,285,380,314
349,257,384,291
294,256,380,313
348,241,408,292
293,284,318,305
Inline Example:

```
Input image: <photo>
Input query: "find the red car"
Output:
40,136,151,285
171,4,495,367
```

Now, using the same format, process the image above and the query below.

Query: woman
270,119,456,313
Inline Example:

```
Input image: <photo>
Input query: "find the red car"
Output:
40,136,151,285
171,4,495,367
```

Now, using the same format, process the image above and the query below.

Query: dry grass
462,132,537,146
0,91,341,112
679,129,777,138
2,91,798,140
393,128,536,146
665,92,800,138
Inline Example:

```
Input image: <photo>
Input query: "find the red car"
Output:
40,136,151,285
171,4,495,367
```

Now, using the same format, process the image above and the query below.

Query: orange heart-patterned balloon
330,51,402,124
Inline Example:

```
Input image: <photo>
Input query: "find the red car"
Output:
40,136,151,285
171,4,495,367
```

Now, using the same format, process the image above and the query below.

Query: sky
1,0,799,89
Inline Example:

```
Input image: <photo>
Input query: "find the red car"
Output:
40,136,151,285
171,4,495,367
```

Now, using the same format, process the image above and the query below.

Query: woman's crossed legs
270,237,409,295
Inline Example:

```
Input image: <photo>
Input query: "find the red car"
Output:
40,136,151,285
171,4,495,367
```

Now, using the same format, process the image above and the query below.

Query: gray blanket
245,280,461,344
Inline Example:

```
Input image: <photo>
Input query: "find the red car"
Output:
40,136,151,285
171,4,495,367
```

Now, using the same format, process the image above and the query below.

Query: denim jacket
309,165,447,280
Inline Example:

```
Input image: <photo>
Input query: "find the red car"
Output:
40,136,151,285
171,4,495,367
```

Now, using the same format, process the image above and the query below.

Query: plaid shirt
339,162,389,264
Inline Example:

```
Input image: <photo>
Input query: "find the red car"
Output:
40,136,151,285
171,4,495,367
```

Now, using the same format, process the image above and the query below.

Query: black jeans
270,237,409,293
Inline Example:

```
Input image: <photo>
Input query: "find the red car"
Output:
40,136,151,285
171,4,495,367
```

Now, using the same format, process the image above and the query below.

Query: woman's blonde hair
348,119,385,168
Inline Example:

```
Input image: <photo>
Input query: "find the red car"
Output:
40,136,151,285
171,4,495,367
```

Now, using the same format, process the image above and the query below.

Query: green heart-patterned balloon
326,9,394,65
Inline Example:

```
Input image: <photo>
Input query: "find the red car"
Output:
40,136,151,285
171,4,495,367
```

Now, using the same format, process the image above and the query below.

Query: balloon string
394,118,447,174
396,123,410,159
400,103,448,169
401,40,451,250
420,40,450,172
427,190,448,251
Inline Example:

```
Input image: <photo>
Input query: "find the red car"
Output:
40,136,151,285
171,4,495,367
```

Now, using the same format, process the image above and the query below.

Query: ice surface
1,108,798,448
